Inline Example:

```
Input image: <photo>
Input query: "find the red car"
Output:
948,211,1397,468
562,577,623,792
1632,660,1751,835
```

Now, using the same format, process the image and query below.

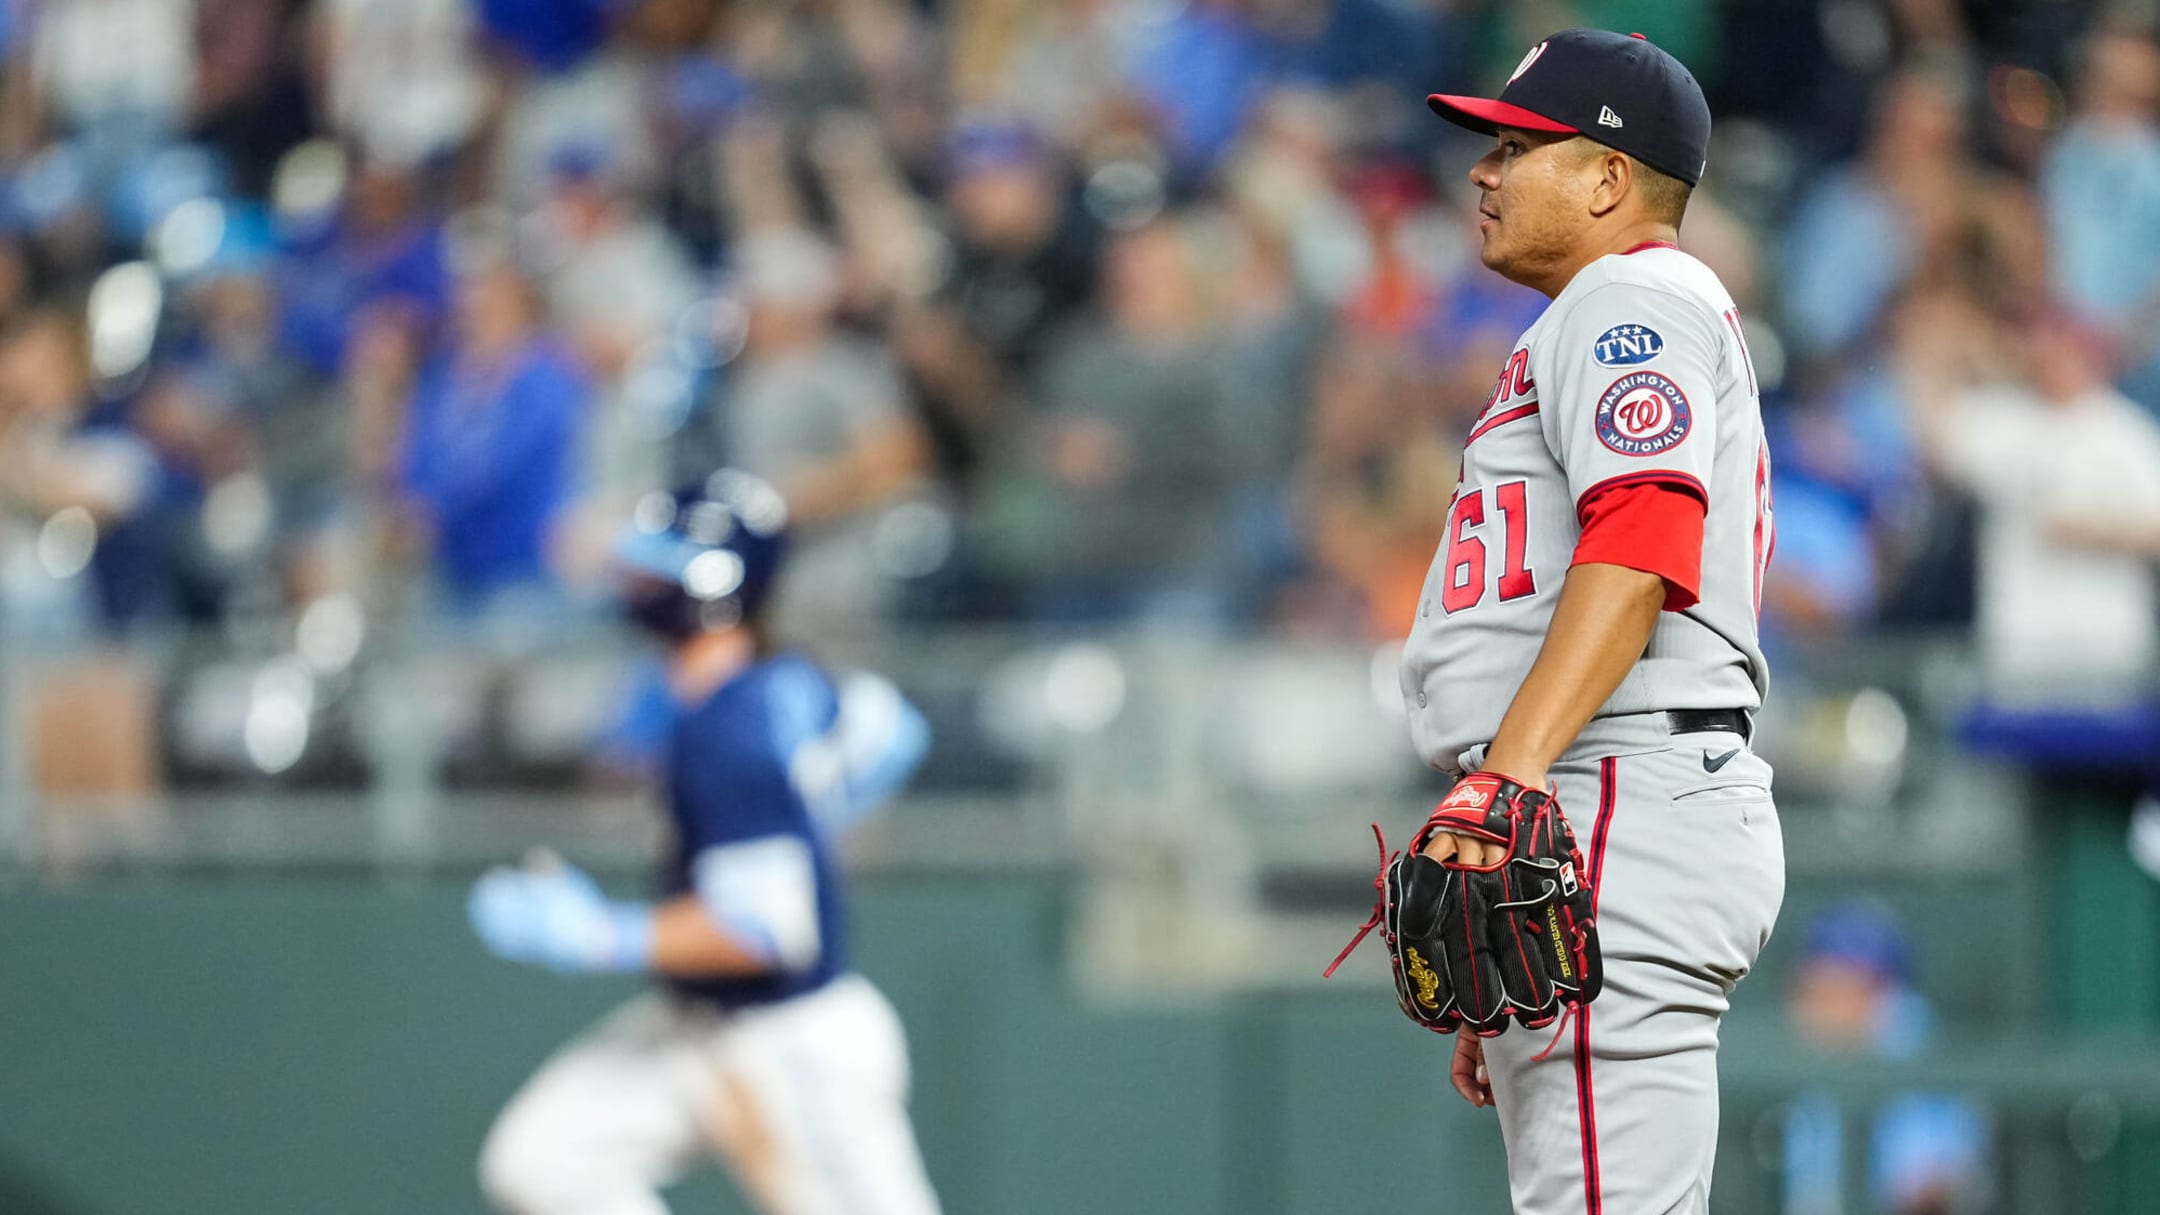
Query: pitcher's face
1467,129,1599,288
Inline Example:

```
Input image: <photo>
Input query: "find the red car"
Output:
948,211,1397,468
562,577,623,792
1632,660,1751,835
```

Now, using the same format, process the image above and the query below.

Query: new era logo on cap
1426,28,1712,186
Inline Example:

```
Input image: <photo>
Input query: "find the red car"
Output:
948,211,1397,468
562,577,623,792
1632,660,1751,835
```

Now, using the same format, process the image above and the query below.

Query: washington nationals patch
1595,370,1692,455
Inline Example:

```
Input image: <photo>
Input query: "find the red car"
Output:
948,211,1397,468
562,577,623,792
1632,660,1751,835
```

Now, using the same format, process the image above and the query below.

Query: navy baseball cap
1428,30,1711,187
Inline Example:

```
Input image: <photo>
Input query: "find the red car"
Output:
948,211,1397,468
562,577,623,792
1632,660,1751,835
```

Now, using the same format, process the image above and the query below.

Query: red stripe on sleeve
1571,478,1707,610
1577,469,1707,509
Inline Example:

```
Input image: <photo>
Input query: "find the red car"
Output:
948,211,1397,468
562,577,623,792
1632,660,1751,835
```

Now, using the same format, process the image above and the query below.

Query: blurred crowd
0,0,2158,691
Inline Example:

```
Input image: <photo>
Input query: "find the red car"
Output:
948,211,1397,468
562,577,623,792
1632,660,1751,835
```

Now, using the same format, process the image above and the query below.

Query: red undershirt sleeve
1572,479,1708,610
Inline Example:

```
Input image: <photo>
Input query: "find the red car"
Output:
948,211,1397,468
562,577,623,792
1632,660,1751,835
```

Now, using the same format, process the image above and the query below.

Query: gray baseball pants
1461,715,1785,1214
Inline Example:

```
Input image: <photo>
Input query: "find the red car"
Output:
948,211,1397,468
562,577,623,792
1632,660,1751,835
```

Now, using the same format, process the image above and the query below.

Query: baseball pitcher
469,470,942,1215
1331,30,1784,1214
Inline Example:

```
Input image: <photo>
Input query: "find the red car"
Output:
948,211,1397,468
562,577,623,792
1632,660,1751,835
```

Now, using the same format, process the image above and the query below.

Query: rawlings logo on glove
1325,772,1603,1038
1405,946,1444,1010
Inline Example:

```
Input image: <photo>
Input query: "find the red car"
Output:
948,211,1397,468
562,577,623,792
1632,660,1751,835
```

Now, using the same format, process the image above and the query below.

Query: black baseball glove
1325,771,1603,1037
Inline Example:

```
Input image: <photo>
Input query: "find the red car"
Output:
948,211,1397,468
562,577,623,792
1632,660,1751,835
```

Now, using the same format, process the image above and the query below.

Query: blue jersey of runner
659,651,927,1009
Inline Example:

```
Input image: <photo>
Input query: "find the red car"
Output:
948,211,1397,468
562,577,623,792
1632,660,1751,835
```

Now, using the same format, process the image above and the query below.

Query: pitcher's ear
1587,149,1631,219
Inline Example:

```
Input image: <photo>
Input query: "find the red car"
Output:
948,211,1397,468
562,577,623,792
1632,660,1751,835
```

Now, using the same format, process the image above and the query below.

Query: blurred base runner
481,977,938,1215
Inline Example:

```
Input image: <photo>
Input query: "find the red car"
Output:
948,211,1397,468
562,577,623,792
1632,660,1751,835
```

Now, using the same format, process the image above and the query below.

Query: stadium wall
1,870,2155,1213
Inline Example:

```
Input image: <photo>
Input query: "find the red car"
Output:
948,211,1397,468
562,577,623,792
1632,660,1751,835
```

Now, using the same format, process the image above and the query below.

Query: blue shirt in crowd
1780,168,1914,359
400,338,585,606
477,0,614,71
2044,118,2160,410
277,218,450,375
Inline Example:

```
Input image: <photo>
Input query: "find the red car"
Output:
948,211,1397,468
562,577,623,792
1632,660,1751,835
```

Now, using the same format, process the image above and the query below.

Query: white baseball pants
480,975,941,1215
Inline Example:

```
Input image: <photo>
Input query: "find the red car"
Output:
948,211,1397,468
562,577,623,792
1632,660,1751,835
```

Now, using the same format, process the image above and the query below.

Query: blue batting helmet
614,469,790,640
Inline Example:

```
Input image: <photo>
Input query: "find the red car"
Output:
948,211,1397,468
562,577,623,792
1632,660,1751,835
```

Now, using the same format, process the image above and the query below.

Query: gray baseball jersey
1399,244,1785,1214
1400,243,1772,776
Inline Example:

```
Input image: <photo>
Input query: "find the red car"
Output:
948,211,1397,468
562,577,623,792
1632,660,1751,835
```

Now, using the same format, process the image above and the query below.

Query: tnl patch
1595,370,1692,455
1593,323,1664,366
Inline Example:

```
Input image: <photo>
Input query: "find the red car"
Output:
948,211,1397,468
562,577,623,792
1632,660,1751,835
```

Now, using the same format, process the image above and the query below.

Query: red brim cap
1425,94,1578,136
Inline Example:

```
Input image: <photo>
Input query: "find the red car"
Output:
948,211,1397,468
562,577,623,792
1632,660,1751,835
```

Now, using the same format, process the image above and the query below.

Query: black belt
1665,709,1752,741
